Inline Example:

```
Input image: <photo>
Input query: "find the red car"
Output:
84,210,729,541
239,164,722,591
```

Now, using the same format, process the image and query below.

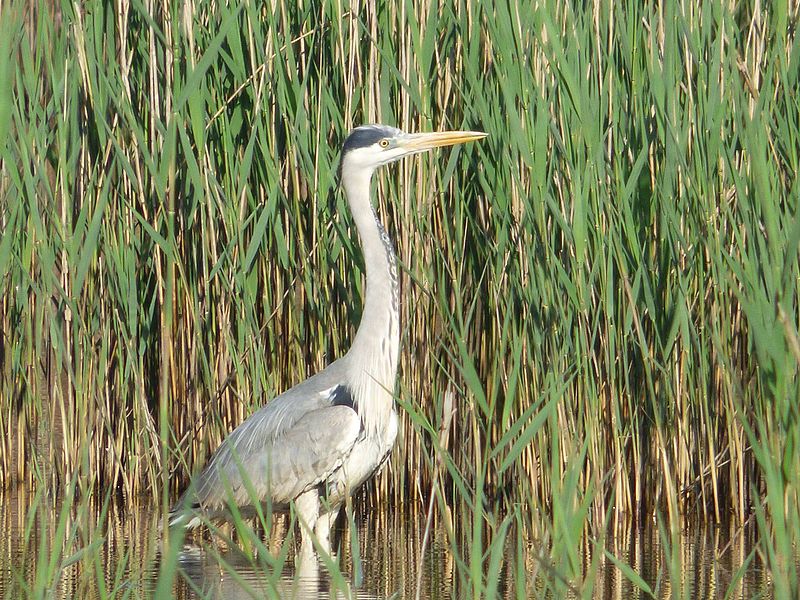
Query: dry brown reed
1,8,799,581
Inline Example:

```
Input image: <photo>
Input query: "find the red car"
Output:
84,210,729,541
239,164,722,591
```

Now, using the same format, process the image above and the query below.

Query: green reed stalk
1,0,799,596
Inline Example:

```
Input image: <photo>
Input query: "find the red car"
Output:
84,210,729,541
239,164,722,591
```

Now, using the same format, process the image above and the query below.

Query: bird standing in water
169,124,486,559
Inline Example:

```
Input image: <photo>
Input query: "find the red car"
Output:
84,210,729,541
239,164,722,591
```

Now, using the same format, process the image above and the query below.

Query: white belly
323,409,398,506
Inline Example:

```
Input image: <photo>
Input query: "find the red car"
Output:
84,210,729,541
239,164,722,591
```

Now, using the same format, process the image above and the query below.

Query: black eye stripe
341,127,389,154
338,125,401,181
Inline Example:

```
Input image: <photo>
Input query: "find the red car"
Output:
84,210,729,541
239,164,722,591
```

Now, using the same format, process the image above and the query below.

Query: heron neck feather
341,167,399,431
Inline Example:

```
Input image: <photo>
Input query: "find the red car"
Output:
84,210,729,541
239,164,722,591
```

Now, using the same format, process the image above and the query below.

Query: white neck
340,165,400,431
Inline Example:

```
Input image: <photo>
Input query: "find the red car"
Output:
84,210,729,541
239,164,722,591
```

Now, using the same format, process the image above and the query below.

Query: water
0,487,774,599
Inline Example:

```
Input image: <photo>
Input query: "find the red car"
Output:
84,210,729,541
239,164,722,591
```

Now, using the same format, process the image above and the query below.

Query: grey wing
265,405,361,503
181,387,360,515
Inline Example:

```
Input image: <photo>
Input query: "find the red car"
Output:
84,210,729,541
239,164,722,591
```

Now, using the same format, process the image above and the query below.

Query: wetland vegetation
1,0,798,597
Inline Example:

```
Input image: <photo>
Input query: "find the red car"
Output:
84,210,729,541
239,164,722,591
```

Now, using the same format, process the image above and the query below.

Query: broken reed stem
415,389,455,600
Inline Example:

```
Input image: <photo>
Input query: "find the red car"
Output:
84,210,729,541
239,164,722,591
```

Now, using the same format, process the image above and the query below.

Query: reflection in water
168,511,453,599
562,521,773,599
0,487,779,599
176,544,368,599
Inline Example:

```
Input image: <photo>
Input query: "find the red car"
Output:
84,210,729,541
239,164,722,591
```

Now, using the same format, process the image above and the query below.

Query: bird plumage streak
169,124,487,560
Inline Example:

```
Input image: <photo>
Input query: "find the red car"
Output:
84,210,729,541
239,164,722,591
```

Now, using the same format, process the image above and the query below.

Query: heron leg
314,507,340,556
294,489,319,561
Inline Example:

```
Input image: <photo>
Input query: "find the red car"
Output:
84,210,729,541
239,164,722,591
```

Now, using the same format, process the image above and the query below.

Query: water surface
0,488,774,598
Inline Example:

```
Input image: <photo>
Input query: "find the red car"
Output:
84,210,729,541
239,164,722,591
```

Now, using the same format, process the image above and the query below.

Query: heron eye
379,139,390,148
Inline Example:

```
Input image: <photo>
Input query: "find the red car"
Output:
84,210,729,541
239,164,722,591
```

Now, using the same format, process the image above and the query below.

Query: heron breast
322,409,399,506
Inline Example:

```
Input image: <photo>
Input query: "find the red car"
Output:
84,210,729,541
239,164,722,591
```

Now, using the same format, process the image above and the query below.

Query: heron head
338,124,486,181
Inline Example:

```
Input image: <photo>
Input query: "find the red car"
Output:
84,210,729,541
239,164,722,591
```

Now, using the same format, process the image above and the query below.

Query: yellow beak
398,130,488,151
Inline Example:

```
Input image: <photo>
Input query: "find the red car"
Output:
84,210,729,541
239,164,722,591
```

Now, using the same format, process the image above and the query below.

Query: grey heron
169,124,487,559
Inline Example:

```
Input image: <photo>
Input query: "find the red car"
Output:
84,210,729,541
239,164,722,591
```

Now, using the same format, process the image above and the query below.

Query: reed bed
0,484,774,599
1,0,799,597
